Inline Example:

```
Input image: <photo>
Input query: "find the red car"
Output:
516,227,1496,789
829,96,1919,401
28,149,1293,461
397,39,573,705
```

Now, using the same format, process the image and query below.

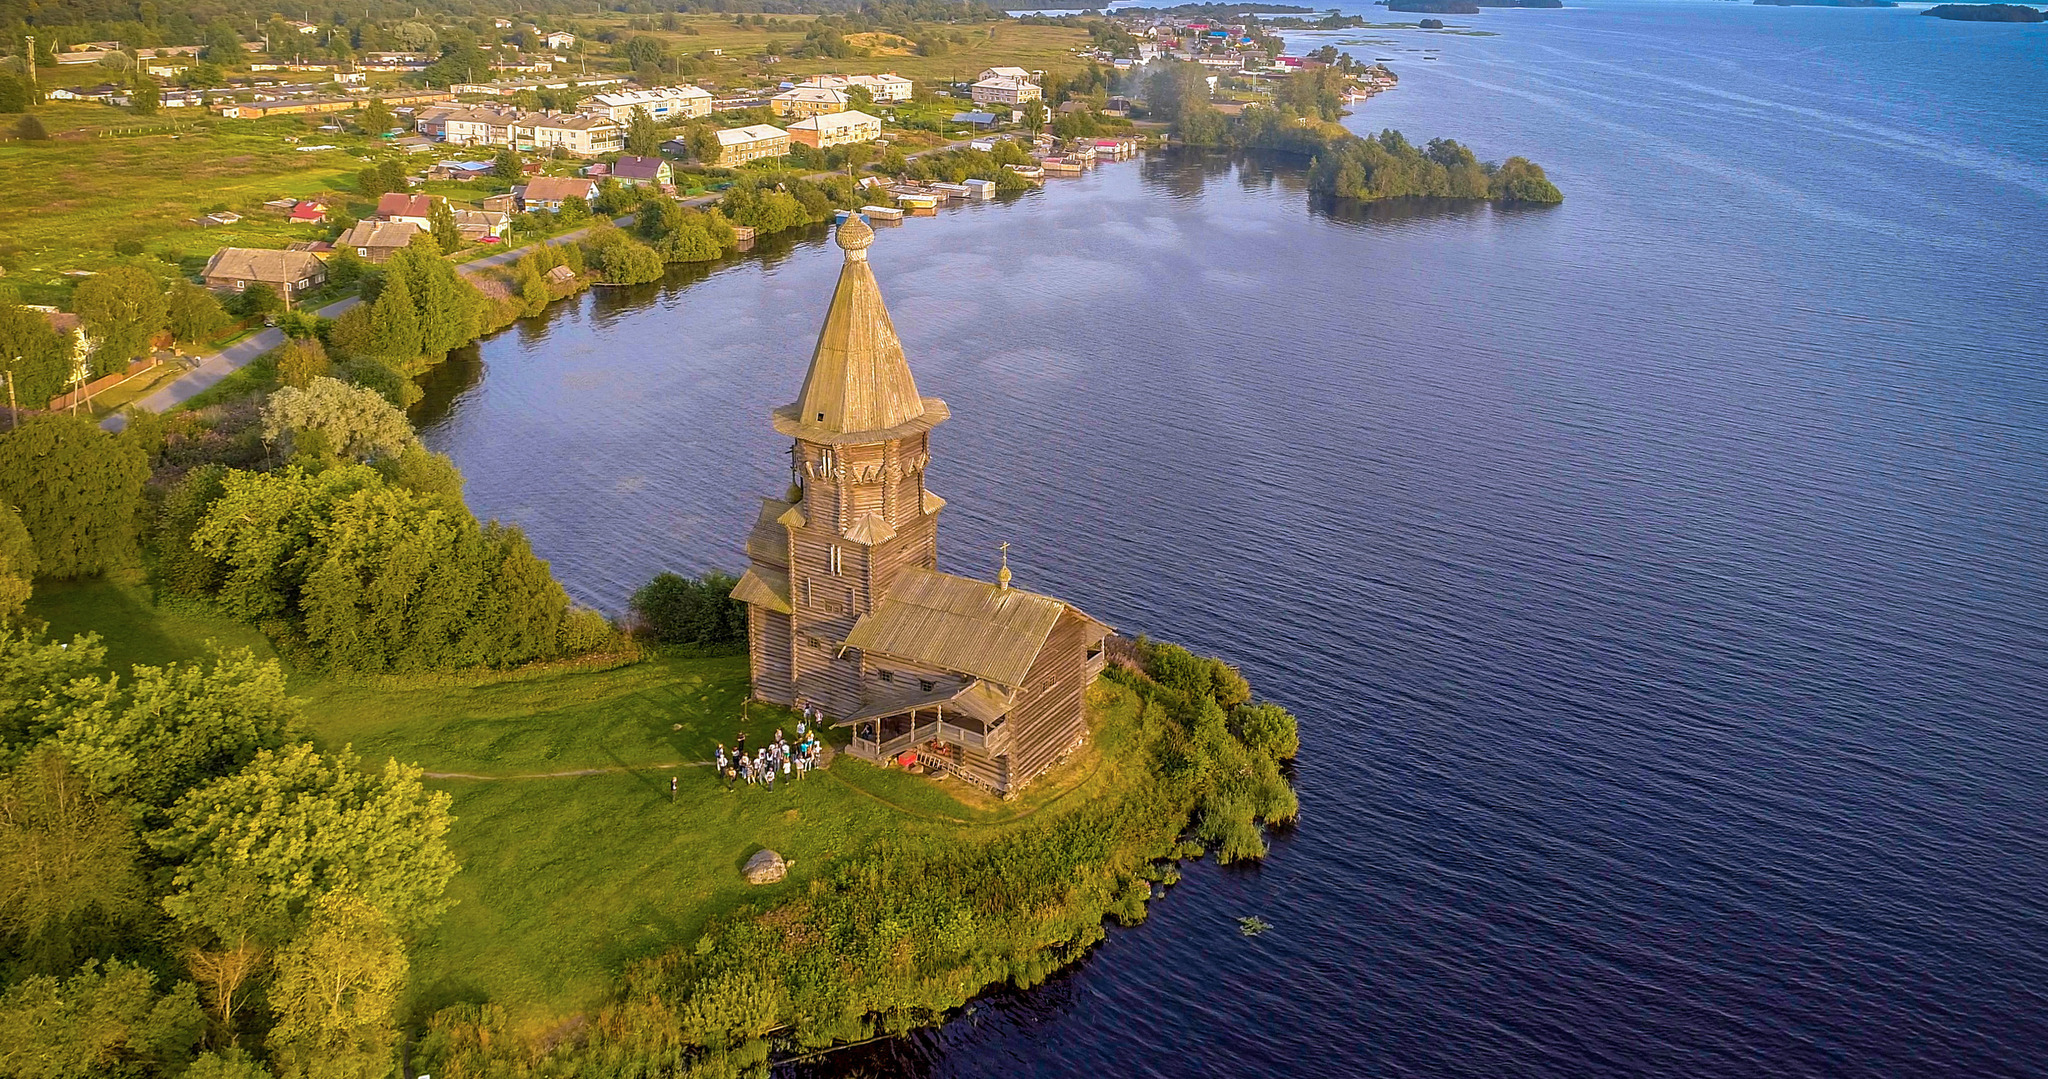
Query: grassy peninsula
15,565,1297,1077
3,304,1299,1078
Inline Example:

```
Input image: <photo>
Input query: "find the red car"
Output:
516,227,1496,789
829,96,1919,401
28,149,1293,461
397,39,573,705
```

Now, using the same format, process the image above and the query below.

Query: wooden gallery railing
849,709,998,761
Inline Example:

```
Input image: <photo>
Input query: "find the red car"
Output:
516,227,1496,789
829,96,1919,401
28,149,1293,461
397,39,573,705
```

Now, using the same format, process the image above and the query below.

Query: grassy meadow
0,103,380,303
25,576,1125,1028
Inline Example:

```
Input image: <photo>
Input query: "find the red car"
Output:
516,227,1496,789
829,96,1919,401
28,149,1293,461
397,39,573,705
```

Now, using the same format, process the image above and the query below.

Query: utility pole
22,35,36,99
3,366,16,431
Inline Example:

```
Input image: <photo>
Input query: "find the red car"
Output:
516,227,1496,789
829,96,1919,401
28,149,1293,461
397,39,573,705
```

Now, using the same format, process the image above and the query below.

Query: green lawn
24,576,1128,1026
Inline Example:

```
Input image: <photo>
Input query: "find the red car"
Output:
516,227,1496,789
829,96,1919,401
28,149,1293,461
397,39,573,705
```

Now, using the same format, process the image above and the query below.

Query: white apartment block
588,85,714,122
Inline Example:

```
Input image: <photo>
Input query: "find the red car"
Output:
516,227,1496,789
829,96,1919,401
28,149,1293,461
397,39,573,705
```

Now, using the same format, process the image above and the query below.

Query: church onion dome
773,218,949,445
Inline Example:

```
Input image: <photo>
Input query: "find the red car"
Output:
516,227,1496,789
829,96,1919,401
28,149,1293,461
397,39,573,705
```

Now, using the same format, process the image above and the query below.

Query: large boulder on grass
743,849,787,885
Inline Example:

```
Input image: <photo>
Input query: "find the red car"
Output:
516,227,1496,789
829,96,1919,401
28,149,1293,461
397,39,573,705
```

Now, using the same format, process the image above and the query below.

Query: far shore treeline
1149,59,1565,206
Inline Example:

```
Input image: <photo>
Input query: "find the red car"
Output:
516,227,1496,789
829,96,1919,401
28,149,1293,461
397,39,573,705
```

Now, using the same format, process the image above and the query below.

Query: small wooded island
1385,0,1563,10
1922,3,2045,19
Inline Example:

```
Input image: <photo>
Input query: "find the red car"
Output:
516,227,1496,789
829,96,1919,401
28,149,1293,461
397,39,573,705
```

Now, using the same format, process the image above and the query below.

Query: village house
610,155,673,187
800,73,914,103
431,105,525,146
786,110,882,151
543,30,576,50
732,218,1111,798
970,73,1042,108
201,247,329,301
515,113,622,156
337,220,423,262
714,124,790,166
452,209,511,242
587,85,714,122
427,160,495,182
771,86,850,120
375,192,440,227
518,175,598,211
288,200,328,224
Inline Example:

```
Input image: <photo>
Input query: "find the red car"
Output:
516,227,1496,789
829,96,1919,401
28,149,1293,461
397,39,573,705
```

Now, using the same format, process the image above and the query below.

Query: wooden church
730,216,1110,796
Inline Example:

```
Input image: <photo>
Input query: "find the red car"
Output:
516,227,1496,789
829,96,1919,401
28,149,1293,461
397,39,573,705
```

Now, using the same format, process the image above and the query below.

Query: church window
919,679,935,692
830,545,842,575
878,669,894,682
803,576,813,606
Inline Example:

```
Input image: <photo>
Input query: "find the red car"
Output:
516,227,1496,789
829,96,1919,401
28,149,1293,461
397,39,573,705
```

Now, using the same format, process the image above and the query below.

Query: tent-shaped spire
774,217,948,443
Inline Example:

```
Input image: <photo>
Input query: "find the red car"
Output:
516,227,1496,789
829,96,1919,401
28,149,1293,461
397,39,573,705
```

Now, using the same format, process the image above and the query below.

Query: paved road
102,295,362,432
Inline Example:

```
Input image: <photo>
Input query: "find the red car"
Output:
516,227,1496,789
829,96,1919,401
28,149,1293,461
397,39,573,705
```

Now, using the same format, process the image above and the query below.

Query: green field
25,576,1122,1028
0,104,384,304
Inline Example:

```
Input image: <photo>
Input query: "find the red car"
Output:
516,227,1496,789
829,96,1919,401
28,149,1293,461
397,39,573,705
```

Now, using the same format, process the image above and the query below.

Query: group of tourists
716,718,822,792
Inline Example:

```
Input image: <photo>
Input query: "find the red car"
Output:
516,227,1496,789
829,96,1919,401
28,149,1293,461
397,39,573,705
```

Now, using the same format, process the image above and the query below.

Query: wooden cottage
733,217,1109,797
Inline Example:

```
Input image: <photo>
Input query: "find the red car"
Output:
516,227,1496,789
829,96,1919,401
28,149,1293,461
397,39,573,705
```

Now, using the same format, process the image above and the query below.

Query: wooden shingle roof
842,568,1077,688
201,247,326,283
773,219,948,445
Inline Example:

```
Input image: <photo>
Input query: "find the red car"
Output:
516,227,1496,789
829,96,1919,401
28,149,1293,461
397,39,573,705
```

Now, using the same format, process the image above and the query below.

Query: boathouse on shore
732,217,1110,796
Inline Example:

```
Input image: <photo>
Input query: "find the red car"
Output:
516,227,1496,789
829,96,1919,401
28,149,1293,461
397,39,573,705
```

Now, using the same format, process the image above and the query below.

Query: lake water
416,2,2048,1075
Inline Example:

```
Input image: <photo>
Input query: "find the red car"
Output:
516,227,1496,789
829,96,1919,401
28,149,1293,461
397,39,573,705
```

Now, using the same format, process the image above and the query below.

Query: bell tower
732,217,949,717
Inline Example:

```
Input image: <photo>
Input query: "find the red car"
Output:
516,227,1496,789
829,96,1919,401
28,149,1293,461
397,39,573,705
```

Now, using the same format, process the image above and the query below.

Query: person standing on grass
761,751,775,791
735,730,747,762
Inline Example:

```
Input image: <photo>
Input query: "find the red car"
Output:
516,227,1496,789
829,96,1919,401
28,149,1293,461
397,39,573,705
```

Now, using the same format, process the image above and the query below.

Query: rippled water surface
417,2,2048,1074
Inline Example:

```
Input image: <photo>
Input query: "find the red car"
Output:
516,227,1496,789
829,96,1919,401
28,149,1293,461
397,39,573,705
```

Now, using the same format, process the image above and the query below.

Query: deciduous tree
262,377,416,464
0,749,147,973
266,894,408,1079
49,649,298,808
166,281,229,345
275,337,331,389
0,302,71,413
0,415,149,579
151,743,457,946
359,97,392,134
0,959,204,1079
71,266,169,373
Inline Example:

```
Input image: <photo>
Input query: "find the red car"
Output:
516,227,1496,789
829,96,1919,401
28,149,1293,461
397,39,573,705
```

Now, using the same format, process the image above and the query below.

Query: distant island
1386,0,1482,12
1922,2,2045,19
1384,0,1560,10
1754,0,1897,7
